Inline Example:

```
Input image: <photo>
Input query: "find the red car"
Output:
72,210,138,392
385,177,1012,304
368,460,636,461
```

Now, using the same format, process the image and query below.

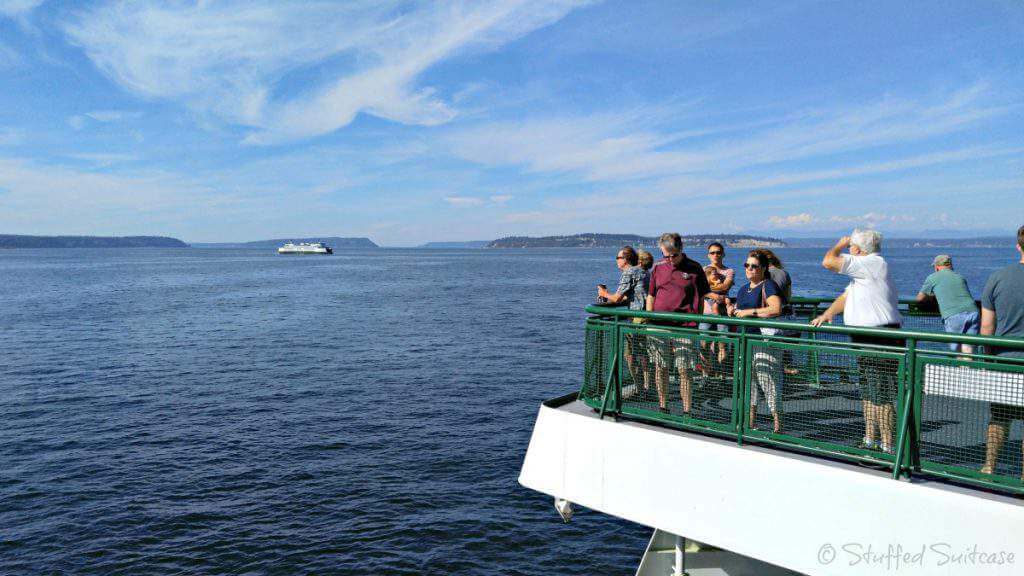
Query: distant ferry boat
277,242,333,255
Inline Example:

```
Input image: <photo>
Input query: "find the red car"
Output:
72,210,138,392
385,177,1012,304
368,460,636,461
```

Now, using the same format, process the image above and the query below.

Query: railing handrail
584,305,1024,351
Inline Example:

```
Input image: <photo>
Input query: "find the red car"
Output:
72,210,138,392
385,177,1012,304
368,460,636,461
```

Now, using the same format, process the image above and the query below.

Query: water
0,245,1016,574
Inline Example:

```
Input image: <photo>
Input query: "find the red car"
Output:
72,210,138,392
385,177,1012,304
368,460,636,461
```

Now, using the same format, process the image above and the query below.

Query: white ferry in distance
276,241,333,255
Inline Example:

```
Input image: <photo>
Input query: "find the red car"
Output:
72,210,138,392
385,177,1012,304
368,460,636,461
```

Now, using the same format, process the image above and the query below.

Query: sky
0,1,1021,245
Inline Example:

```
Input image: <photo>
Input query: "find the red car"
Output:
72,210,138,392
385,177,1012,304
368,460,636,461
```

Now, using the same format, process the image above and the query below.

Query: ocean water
0,245,1016,574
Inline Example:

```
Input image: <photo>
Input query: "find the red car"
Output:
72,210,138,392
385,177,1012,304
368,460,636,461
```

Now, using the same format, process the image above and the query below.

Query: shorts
646,331,696,372
943,310,980,352
698,322,729,333
850,327,903,405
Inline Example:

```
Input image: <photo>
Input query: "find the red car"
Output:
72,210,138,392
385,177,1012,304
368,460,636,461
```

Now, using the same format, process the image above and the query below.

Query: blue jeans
943,310,980,352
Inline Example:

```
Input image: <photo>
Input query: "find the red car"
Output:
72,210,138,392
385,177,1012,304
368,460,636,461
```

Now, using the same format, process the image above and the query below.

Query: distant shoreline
0,235,188,249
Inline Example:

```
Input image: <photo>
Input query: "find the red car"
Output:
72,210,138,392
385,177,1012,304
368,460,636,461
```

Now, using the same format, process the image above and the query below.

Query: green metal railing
581,298,1024,496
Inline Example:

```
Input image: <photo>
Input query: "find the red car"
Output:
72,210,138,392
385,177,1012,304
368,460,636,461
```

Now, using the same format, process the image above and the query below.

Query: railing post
735,331,748,445
893,337,917,480
598,316,620,420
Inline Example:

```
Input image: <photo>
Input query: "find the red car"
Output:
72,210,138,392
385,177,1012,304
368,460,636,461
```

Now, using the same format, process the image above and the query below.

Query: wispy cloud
85,110,142,122
447,83,1013,183
0,0,43,19
68,109,143,130
444,195,486,207
63,1,590,144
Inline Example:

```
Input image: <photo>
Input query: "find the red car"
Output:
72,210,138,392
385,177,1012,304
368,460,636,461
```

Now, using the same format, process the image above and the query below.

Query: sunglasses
615,256,626,260
666,252,683,259
744,263,762,270
708,251,723,256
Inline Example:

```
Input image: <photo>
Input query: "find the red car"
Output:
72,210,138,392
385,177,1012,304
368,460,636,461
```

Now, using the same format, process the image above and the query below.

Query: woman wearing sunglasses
728,250,783,433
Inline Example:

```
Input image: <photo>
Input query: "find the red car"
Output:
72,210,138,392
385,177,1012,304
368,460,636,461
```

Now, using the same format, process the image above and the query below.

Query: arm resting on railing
811,291,846,327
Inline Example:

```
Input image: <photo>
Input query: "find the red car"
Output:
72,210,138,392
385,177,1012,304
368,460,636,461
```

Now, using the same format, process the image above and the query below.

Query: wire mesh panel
618,324,738,431
746,338,906,460
580,320,613,406
917,356,1024,489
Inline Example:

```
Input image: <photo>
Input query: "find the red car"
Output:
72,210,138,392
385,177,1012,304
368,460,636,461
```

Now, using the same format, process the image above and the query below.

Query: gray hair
850,228,882,254
658,232,683,253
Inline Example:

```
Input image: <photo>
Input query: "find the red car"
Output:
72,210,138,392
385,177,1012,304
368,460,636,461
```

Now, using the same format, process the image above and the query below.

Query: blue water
0,245,1016,574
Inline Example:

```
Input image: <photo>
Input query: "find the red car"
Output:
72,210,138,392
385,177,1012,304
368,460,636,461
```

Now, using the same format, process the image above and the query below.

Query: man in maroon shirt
645,232,711,414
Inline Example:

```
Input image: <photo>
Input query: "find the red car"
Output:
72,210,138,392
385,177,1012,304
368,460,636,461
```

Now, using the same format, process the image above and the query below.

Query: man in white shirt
812,230,903,453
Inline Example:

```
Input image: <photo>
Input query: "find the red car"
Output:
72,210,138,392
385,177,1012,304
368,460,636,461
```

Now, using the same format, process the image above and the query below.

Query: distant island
0,235,188,248
418,240,490,249
486,233,786,249
191,237,379,249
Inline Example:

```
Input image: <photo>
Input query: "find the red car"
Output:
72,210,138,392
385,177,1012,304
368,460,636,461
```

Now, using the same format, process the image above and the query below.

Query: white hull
277,247,330,254
277,242,332,254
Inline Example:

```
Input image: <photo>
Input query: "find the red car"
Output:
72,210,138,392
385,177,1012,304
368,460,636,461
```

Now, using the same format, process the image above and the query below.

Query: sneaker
856,440,879,451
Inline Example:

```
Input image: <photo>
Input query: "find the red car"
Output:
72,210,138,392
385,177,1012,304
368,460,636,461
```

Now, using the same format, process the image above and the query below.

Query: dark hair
1018,225,1024,252
756,248,784,269
707,242,724,252
746,250,769,270
619,245,638,266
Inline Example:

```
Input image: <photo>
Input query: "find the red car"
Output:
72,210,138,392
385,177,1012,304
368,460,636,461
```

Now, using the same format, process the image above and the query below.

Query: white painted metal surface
519,399,1024,576
923,364,1024,406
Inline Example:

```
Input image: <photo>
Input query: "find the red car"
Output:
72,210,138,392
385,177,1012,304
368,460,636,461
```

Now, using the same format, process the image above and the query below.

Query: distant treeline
0,235,188,248
486,233,786,249
192,237,379,249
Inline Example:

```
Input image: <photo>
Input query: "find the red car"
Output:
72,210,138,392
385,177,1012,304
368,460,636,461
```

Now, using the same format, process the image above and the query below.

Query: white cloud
489,194,513,203
0,0,43,18
768,213,814,227
443,196,485,207
63,1,590,144
85,110,142,122
766,211,917,229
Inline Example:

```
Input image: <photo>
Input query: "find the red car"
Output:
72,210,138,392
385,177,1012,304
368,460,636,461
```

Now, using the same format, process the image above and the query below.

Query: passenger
979,226,1024,476
755,249,792,313
811,230,902,453
646,233,711,415
597,246,646,310
915,255,980,355
633,250,655,391
755,249,798,375
700,242,734,371
728,250,783,433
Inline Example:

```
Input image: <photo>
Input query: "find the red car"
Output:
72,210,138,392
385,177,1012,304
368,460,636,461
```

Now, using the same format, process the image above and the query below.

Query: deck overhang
519,395,1024,576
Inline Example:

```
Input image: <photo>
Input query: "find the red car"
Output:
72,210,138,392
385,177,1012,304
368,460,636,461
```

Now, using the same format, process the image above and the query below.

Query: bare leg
772,410,782,434
749,406,757,429
655,366,669,409
878,402,895,450
981,422,1008,474
862,400,876,445
678,367,692,413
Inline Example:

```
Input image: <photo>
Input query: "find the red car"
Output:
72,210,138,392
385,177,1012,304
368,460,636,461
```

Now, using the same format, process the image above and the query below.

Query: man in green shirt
915,255,979,354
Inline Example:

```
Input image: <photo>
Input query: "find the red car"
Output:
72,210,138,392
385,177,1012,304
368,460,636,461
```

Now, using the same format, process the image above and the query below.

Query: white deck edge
519,398,1024,576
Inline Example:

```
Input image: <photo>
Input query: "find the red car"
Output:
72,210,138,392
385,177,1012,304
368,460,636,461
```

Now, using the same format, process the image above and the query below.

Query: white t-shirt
840,253,902,327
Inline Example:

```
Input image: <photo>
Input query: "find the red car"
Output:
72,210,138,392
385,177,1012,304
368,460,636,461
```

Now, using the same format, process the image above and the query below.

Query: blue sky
0,1,1021,245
